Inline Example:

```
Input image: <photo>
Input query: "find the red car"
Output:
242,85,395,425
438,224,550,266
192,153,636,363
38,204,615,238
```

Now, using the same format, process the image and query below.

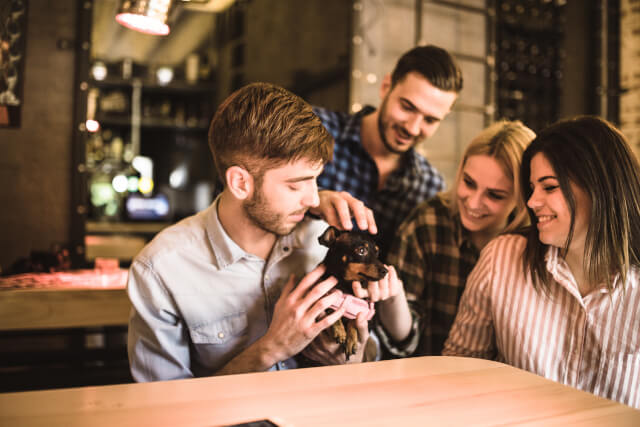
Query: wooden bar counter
0,269,130,331
1,356,638,426
0,268,132,392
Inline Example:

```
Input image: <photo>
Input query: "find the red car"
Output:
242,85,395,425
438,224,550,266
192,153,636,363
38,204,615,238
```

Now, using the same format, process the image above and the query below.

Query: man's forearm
214,336,282,376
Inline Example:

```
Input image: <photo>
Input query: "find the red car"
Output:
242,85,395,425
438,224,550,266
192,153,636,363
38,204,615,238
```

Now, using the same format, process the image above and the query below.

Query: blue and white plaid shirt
313,105,445,256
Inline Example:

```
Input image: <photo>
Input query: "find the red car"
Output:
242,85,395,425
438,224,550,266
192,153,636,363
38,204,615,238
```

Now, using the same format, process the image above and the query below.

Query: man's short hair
391,45,463,93
208,82,333,184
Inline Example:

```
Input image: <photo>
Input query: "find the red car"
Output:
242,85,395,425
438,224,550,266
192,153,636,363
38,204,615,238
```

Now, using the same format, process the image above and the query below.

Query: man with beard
314,45,463,256
127,82,402,382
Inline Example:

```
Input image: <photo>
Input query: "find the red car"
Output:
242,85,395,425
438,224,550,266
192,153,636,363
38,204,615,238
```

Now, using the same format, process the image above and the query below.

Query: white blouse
443,234,640,409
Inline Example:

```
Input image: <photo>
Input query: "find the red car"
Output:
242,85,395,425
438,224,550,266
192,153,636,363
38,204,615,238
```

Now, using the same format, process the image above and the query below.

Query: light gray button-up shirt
127,198,329,382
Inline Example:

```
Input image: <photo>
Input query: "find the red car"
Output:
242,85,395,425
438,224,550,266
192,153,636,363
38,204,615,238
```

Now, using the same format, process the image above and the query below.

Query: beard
243,186,305,236
377,95,420,155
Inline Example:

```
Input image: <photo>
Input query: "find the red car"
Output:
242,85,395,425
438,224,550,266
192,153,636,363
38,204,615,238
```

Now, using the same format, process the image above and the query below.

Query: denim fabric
127,197,329,381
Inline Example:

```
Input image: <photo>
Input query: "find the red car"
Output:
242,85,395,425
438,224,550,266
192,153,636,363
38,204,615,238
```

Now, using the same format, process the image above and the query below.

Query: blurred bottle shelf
86,221,171,235
89,77,216,94
95,114,210,131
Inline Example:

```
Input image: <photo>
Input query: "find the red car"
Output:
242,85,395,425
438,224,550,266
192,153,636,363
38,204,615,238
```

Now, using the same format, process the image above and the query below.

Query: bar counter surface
0,268,129,330
1,356,638,426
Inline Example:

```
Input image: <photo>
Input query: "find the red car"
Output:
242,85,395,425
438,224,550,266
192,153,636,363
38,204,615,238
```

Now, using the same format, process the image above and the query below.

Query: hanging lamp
115,0,175,36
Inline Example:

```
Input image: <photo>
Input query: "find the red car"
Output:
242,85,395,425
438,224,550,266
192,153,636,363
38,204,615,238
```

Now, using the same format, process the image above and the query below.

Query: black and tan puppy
318,226,388,358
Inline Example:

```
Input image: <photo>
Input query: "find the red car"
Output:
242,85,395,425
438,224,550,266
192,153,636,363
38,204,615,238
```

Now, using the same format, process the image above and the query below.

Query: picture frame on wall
0,0,27,128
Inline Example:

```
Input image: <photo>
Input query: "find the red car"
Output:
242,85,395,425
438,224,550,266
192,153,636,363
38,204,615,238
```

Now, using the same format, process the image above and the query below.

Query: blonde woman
358,120,535,358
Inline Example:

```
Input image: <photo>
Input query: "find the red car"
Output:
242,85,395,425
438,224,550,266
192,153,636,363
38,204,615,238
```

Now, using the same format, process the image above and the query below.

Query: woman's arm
373,214,429,356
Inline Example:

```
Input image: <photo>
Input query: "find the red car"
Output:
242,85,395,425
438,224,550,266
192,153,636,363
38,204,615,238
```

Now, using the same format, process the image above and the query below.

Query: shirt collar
544,246,636,297
205,196,248,269
204,196,313,269
338,105,375,143
400,148,423,176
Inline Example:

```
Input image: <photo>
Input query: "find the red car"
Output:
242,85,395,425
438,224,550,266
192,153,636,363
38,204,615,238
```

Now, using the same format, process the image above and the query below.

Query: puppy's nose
378,265,388,277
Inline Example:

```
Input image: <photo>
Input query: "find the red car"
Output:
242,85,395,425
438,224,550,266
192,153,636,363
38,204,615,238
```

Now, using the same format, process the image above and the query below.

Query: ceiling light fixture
115,0,175,36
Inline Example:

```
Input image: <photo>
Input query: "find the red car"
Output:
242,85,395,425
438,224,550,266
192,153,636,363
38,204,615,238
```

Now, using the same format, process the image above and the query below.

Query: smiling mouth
464,206,485,219
393,126,414,143
536,215,556,224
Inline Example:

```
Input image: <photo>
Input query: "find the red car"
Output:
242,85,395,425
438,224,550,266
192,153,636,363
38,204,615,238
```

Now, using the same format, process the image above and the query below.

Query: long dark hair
520,116,640,291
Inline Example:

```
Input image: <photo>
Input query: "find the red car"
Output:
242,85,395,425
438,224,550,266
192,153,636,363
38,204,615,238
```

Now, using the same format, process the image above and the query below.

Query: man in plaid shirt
313,45,463,256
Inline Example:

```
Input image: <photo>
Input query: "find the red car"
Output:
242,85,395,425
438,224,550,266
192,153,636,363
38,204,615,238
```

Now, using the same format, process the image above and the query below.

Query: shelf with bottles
83,133,175,263
81,59,218,252
95,114,210,131
84,125,217,229
85,220,171,235
85,133,161,223
87,81,213,133
89,77,216,93
495,0,566,132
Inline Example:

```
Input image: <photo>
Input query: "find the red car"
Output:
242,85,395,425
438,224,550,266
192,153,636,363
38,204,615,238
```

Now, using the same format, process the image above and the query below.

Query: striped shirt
443,234,640,409
377,195,479,357
313,105,445,256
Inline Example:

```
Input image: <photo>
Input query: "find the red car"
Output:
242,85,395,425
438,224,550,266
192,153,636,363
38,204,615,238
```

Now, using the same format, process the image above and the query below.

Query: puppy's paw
345,324,359,358
332,320,346,344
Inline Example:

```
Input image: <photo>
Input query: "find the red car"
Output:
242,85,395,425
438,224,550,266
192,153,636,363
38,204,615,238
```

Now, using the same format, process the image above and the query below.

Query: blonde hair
442,120,535,233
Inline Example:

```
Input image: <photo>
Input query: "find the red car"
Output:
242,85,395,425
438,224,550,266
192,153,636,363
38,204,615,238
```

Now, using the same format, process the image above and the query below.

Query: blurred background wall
0,0,623,272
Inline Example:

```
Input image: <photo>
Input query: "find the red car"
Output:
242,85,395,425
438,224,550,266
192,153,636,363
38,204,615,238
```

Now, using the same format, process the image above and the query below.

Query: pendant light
115,0,175,36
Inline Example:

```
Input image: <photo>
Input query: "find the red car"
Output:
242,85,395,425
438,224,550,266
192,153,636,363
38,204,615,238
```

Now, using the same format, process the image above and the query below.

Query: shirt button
218,332,225,339
283,247,289,252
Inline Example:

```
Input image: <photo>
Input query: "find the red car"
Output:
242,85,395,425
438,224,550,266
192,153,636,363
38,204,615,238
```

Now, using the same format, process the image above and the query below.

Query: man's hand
257,265,347,365
309,190,377,234
300,312,370,365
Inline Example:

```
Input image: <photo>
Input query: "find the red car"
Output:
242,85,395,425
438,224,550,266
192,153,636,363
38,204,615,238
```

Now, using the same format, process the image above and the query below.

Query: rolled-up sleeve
374,302,421,357
127,260,193,382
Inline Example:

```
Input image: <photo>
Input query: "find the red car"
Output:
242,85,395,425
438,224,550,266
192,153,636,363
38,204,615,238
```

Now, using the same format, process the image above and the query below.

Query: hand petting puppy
309,190,378,234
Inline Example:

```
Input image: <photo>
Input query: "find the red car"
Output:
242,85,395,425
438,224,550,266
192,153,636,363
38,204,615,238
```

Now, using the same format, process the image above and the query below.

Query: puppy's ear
318,226,341,247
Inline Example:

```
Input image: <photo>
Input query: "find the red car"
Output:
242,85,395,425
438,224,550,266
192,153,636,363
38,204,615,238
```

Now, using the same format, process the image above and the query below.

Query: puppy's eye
355,246,368,257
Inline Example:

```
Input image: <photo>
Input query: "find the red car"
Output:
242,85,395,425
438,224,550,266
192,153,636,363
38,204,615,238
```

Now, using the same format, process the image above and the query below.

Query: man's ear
226,166,254,200
380,73,392,99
